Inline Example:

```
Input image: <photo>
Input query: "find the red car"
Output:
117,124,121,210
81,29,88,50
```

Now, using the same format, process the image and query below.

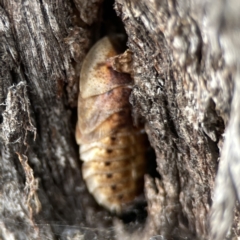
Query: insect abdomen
76,36,147,213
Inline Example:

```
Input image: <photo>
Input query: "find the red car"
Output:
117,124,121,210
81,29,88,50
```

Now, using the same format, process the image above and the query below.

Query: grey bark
0,0,239,239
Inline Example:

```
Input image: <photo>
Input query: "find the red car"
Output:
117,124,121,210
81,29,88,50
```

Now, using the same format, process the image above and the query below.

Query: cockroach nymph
75,35,147,213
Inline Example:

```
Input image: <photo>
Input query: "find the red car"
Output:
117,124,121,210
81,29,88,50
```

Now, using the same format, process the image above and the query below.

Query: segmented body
75,36,147,213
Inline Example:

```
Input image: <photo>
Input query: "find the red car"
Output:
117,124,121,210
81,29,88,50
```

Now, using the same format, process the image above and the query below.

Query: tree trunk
0,0,239,239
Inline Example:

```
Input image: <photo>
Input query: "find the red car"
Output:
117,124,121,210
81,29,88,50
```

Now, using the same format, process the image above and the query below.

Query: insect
75,35,147,213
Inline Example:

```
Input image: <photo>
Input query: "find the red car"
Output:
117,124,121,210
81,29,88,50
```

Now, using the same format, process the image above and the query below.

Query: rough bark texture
0,0,240,239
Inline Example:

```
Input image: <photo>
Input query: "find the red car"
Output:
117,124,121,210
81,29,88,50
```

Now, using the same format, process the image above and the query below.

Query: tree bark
0,0,239,239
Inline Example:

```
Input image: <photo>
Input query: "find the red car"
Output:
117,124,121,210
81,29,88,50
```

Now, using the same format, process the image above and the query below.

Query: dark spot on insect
107,173,112,178
106,89,113,95
111,136,116,141
111,185,117,190
105,162,111,166
118,194,123,200
95,62,106,69
118,110,124,116
107,149,113,154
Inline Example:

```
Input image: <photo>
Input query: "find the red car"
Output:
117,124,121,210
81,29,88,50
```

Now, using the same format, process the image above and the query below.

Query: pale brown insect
75,36,147,213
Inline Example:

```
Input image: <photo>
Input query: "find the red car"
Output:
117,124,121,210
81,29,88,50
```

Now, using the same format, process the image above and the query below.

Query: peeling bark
0,0,240,239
